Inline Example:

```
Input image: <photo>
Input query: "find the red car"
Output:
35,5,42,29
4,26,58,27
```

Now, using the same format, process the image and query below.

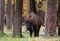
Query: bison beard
25,12,42,37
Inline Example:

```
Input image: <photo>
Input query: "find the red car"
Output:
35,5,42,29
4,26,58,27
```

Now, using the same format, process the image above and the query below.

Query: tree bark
13,0,23,37
6,0,11,29
45,0,57,36
30,0,37,14
58,0,60,36
0,0,5,33
27,0,30,15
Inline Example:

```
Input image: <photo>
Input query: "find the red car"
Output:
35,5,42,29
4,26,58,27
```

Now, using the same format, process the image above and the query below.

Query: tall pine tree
45,0,57,36
13,0,23,37
0,0,5,33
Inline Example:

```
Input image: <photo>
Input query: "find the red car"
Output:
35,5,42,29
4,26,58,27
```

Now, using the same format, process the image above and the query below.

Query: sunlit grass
0,25,59,41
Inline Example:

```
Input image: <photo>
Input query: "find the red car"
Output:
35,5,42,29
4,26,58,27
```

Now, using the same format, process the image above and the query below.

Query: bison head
25,12,34,31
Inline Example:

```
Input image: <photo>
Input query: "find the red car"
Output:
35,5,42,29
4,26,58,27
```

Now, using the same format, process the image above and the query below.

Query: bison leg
34,30,39,37
33,26,38,37
30,30,33,37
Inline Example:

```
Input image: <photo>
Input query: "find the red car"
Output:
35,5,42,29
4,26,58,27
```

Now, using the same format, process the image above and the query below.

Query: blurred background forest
0,0,59,41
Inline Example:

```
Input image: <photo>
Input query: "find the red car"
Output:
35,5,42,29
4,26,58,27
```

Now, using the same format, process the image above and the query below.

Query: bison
25,12,42,37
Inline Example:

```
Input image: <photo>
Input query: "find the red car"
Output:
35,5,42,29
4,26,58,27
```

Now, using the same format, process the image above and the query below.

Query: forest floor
0,25,59,41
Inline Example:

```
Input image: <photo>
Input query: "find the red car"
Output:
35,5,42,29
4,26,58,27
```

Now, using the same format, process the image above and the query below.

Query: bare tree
13,0,23,37
0,0,5,33
58,0,60,36
11,0,15,26
30,0,37,13
6,0,11,29
45,0,57,36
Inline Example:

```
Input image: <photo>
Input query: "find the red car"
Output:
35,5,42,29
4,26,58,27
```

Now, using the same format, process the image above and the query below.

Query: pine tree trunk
27,0,30,15
45,0,57,36
11,0,15,26
0,0,4,33
6,0,11,29
30,0,37,13
11,4,14,26
13,0,23,37
58,0,60,36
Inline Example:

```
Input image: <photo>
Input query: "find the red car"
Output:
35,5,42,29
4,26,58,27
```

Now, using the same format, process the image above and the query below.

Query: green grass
0,31,59,41
0,25,59,41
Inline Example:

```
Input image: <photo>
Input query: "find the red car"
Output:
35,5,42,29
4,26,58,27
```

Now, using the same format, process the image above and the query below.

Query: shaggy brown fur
25,12,42,37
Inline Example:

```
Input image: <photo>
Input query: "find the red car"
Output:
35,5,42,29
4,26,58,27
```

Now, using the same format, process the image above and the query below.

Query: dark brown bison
37,10,45,26
25,12,42,37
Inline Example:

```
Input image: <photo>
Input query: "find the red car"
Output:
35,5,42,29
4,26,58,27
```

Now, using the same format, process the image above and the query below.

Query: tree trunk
58,0,60,36
27,0,30,15
13,0,23,37
30,0,37,14
0,0,5,33
45,0,57,36
6,0,11,29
